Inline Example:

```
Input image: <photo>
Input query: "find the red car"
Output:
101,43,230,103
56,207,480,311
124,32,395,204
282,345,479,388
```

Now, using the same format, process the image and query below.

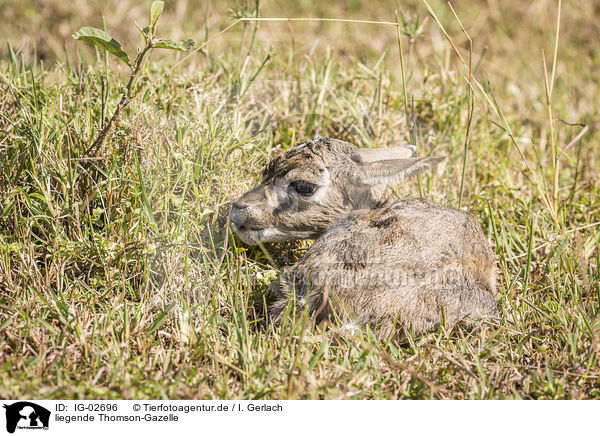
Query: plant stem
447,2,473,209
395,10,409,118
84,42,153,158
542,49,558,226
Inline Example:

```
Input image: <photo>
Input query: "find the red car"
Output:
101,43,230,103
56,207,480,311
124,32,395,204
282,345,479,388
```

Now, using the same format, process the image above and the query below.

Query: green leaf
72,27,130,64
153,38,196,51
134,22,151,41
148,302,176,334
150,1,164,35
131,75,149,98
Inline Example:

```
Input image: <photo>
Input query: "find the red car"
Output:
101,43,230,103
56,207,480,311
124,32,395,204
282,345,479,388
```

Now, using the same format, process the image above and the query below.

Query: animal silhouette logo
2,402,50,434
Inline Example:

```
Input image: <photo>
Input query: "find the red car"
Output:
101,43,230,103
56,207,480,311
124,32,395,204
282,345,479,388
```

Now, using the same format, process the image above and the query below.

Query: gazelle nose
230,201,251,226
232,200,250,210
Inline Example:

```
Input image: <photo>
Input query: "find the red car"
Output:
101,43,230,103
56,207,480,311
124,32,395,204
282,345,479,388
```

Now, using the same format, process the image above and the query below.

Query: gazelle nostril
230,202,255,228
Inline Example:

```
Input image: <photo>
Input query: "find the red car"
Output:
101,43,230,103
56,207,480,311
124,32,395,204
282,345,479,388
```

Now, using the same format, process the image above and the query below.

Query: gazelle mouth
232,222,263,232
230,223,289,245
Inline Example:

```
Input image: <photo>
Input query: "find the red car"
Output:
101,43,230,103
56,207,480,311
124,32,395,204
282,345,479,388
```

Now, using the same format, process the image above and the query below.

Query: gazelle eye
290,180,317,196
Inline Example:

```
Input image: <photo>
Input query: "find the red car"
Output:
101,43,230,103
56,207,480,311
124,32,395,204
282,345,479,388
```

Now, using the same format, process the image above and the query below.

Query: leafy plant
72,1,196,156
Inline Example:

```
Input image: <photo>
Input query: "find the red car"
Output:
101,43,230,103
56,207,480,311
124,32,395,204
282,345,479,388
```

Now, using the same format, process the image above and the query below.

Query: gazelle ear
358,145,417,162
359,155,445,186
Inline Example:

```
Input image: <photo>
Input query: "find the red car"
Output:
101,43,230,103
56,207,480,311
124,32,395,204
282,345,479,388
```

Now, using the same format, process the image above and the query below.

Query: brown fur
231,137,498,336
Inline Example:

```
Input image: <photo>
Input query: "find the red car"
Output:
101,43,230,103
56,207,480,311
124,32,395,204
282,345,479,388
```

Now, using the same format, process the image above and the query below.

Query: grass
0,0,599,399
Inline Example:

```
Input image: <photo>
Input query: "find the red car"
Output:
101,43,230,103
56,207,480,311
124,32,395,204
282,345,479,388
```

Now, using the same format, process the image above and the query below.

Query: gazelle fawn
230,137,498,336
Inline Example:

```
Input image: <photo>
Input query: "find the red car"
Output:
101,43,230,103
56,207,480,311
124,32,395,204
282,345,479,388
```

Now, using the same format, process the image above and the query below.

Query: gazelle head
230,137,444,244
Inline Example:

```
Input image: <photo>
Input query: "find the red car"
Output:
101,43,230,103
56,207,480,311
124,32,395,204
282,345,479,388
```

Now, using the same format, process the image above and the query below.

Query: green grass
0,0,599,399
